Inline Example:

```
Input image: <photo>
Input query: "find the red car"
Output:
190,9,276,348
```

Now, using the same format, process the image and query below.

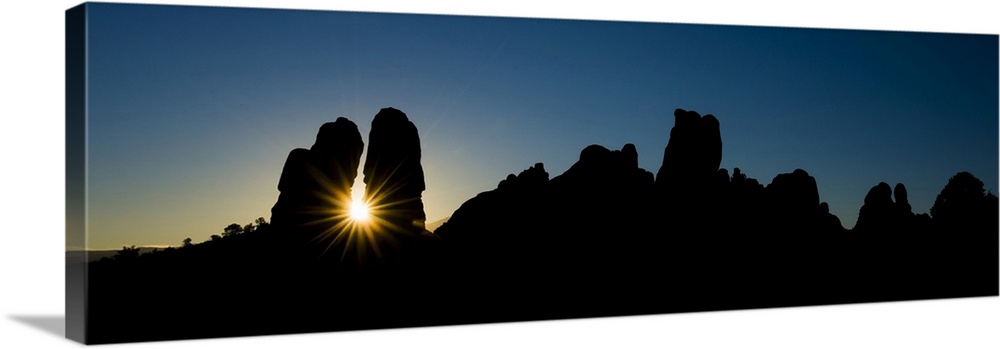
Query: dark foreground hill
68,247,162,263
82,107,998,344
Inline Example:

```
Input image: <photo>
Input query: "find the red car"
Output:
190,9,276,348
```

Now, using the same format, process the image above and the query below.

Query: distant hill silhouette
83,107,998,344
67,247,163,263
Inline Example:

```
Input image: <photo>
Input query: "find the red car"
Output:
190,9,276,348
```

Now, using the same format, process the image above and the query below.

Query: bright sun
349,199,371,222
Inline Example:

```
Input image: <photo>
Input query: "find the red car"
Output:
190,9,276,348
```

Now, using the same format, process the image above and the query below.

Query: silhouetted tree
182,237,193,247
222,223,243,237
931,171,996,226
254,217,268,228
927,171,999,246
113,245,140,261
924,171,999,297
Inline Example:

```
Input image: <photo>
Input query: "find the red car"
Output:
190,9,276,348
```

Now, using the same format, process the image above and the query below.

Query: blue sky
82,3,997,249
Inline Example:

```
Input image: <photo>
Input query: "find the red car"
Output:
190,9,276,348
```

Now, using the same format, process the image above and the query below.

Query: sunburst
348,198,371,222
282,155,434,270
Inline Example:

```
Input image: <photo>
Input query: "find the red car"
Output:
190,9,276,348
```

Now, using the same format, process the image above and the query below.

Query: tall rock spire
655,108,723,196
363,107,427,234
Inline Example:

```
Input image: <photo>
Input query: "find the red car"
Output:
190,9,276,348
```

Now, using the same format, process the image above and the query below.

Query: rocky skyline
81,105,997,344
76,3,997,252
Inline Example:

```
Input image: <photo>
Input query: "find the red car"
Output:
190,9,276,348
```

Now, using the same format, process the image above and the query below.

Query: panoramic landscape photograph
65,2,998,344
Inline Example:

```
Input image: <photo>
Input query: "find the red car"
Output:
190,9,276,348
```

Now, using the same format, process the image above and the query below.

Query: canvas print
65,2,998,344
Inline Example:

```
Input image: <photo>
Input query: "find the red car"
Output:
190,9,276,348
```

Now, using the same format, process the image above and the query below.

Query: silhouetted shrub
931,171,998,228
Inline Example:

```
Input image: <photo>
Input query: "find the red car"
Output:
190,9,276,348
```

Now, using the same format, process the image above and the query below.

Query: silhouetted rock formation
498,162,548,191
270,117,364,230
817,202,844,231
767,169,820,210
362,107,428,234
894,183,911,214
435,162,551,281
546,144,657,279
438,162,549,242
85,106,998,345
435,143,671,315
763,169,843,232
841,172,998,300
721,167,767,227
855,182,894,231
438,143,656,244
550,143,655,207
853,182,916,232
652,109,724,228
655,108,722,196
267,112,437,272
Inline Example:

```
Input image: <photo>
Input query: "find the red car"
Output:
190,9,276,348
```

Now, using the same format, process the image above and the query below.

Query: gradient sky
80,3,998,250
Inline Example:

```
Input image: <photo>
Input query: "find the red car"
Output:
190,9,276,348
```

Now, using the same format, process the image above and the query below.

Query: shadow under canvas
9,315,65,339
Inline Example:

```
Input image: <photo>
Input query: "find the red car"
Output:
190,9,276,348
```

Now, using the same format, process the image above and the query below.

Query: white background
1,1,998,348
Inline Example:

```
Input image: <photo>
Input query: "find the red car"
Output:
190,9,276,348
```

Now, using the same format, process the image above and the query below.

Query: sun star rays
291,172,423,267
349,199,371,222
